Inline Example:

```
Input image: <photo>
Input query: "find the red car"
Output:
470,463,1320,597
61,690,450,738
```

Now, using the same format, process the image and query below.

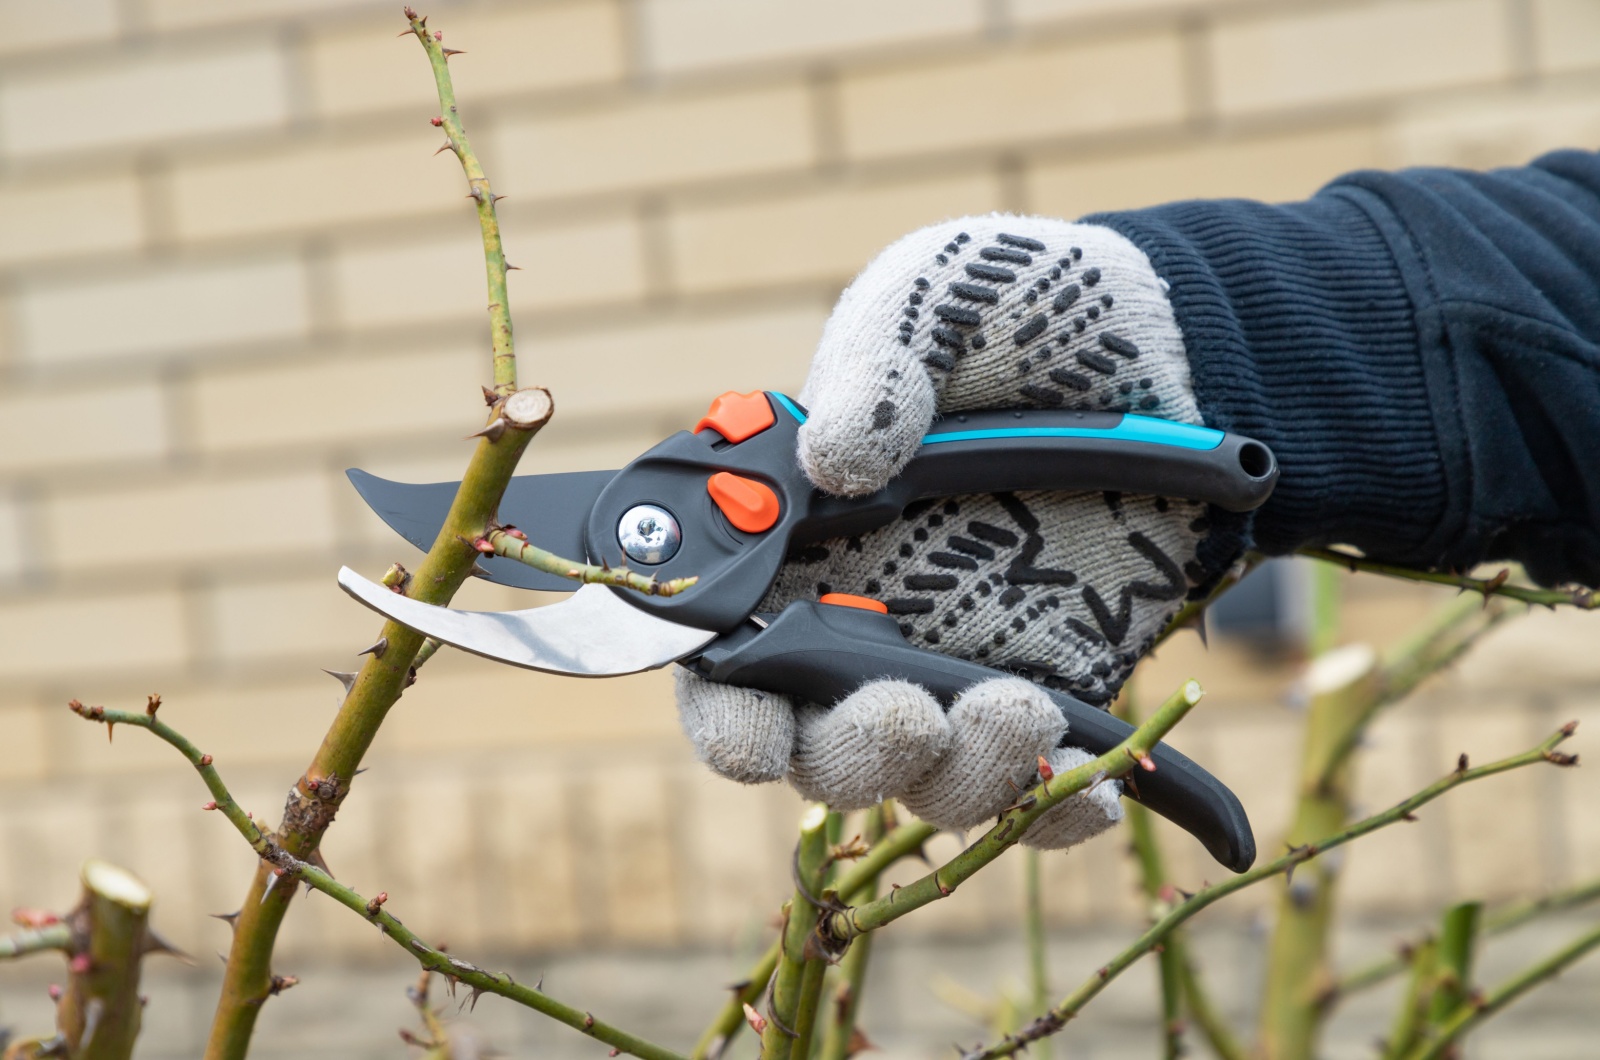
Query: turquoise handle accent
767,392,1224,452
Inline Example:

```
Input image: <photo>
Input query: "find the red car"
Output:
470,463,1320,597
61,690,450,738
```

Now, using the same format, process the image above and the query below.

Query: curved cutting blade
338,567,717,676
346,468,616,592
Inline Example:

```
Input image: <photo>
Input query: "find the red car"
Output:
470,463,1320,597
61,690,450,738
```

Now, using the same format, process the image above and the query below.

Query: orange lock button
818,593,889,614
693,391,776,444
707,472,780,533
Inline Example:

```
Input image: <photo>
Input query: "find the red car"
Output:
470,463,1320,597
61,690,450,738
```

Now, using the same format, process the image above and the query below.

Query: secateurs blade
339,391,1279,873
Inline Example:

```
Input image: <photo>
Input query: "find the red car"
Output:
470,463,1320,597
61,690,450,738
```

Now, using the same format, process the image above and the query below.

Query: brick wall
2,0,1599,1037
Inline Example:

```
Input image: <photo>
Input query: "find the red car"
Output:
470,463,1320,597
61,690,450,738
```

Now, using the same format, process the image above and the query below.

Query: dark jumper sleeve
1088,149,1600,589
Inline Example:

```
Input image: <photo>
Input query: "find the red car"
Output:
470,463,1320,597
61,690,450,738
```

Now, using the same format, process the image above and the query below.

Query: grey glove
676,215,1215,848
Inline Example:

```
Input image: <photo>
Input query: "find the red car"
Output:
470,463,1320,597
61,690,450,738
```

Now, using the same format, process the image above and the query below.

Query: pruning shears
338,391,1279,872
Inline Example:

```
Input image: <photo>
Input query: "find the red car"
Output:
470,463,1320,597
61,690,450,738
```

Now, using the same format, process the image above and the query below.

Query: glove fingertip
674,668,795,785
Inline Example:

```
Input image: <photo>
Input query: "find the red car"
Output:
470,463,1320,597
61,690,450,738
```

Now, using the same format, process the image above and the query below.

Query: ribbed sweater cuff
1087,194,1447,561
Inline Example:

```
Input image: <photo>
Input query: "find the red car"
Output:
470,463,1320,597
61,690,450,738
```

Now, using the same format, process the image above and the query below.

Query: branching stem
72,700,685,1060
483,529,698,597
960,722,1582,1060
0,923,72,960
1300,549,1595,610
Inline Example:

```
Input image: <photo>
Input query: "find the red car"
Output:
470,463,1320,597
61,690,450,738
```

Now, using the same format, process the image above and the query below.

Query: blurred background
0,0,1597,1056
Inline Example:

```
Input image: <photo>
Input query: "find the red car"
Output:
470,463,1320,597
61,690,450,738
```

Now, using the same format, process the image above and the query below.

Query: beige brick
0,494,22,584
585,761,682,944
485,767,585,949
1,792,100,905
206,575,384,665
143,0,385,29
1453,608,1600,694
0,0,118,55
537,304,826,416
0,704,48,781
0,589,188,682
0,382,168,474
191,346,482,454
1010,0,1207,24
41,471,337,575
1028,126,1387,216
677,773,792,941
382,665,680,754
1342,712,1440,912
839,34,1186,162
669,173,1002,293
333,215,646,328
1533,0,1600,73
0,46,288,159
1388,87,1600,170
0,174,143,266
309,2,625,119
169,134,467,241
389,772,487,943
493,84,815,200
1209,0,1511,117
639,0,984,73
18,257,309,366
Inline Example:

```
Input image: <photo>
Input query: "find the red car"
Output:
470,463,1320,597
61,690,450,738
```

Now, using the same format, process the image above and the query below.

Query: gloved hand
676,215,1223,848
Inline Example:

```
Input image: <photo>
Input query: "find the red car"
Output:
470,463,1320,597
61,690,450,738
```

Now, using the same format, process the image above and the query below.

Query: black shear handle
691,600,1255,874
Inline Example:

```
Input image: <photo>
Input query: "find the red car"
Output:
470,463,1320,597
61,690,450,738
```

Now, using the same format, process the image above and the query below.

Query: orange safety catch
818,592,889,614
693,391,775,444
707,472,781,533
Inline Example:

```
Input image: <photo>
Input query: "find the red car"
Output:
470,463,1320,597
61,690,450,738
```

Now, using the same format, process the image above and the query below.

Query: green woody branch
0,924,71,960
1299,549,1596,610
71,698,686,1060
959,722,1582,1060
825,680,1206,943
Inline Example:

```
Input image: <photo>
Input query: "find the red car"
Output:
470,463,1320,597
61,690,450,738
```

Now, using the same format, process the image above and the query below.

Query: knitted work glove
677,215,1219,849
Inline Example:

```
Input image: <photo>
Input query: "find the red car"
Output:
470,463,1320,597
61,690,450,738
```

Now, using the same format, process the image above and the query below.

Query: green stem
484,529,698,597
763,806,831,1060
1426,902,1481,1026
60,861,156,1060
1022,849,1053,1060
72,701,684,1060
1298,549,1596,610
958,722,1581,1060
819,805,891,1060
1402,921,1600,1060
1338,876,1600,1000
1175,948,1246,1060
827,680,1206,942
692,943,781,1060
1384,939,1438,1060
0,924,72,960
405,6,516,395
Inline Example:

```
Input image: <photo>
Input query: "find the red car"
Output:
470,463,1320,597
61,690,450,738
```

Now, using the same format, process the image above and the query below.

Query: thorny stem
1400,921,1600,1060
692,815,939,1060
201,12,552,1050
483,528,698,597
959,722,1582,1060
1336,875,1600,1000
1158,554,1263,648
763,806,831,1060
828,680,1204,942
71,701,687,1060
406,6,517,396
819,804,893,1060
0,924,72,959
1300,549,1597,610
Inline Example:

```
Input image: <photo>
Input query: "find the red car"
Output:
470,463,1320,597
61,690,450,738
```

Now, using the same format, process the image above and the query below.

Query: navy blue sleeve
1088,149,1600,589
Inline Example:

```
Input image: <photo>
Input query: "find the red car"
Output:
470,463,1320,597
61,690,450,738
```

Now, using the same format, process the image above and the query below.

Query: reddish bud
507,528,527,541
1036,755,1054,782
366,892,389,916
434,30,442,40
202,801,217,811
199,754,213,767
13,908,60,928
743,1002,766,1034
146,693,162,716
472,538,495,553
48,984,63,1001
68,698,83,714
610,1052,620,1058
430,116,443,127
403,6,418,18
69,953,92,975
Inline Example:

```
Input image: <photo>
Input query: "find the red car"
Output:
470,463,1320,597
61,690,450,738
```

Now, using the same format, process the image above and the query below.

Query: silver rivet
617,504,681,565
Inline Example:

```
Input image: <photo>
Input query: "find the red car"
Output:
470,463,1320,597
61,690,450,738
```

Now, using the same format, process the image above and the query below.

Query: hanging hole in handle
1237,442,1273,479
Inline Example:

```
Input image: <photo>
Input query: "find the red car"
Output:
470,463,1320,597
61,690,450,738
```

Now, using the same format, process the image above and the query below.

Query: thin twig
482,529,698,597
764,807,832,1060
404,5,517,395
1021,849,1054,1060
1402,920,1600,1060
0,923,72,960
71,700,686,1060
1299,549,1596,610
819,804,893,1060
827,680,1204,942
959,722,1582,1060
